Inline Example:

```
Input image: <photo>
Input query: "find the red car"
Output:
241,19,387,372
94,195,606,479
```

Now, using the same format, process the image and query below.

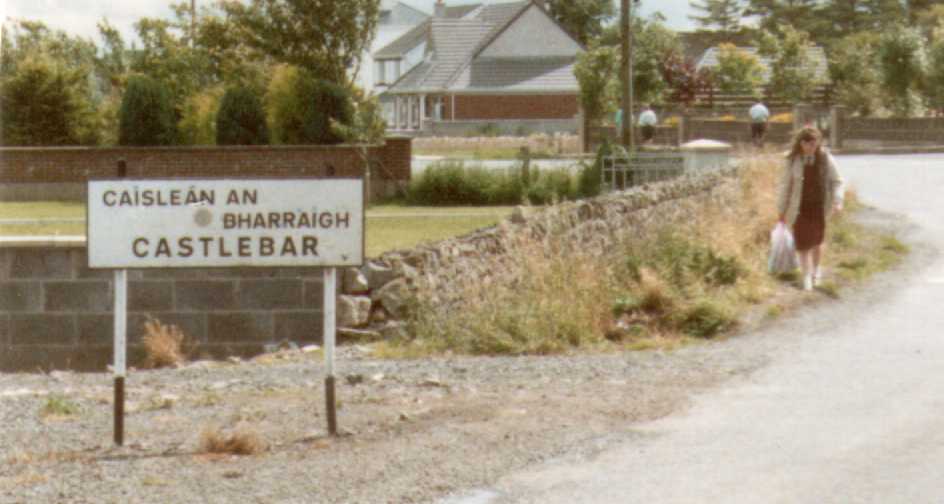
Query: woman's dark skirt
793,162,825,251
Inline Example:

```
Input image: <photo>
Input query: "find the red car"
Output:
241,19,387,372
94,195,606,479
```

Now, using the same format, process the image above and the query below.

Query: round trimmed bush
118,75,176,146
216,85,269,145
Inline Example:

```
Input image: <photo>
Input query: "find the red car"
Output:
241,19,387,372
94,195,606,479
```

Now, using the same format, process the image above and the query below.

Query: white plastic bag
768,222,798,274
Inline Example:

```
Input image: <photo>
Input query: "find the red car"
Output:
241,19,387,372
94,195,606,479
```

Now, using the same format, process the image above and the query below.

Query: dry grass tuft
141,316,188,368
199,426,267,456
637,268,675,314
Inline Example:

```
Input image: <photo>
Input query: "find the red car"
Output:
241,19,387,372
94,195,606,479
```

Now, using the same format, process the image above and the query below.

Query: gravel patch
0,208,919,504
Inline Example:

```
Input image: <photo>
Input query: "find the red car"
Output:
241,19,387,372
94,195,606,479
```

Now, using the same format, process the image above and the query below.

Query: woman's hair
787,126,823,161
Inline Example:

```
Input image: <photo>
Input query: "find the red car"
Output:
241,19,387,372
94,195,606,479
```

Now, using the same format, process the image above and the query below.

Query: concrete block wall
0,244,326,372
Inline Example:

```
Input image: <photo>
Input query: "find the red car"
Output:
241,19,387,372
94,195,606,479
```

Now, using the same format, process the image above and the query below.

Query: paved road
445,154,944,503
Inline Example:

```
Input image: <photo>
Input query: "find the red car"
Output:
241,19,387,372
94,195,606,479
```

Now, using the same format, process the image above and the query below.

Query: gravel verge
0,208,920,504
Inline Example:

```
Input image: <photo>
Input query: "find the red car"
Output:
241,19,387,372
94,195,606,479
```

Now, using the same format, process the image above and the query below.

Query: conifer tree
689,0,744,35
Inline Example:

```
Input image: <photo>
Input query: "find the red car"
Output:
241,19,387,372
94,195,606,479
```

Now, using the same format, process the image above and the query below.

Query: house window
430,97,443,120
399,99,409,129
375,61,386,85
382,101,395,126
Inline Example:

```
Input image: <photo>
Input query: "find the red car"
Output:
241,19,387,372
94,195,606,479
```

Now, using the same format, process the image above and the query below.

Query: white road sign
88,179,364,268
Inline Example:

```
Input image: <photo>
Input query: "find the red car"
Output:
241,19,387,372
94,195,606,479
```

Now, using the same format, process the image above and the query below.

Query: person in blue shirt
750,101,770,147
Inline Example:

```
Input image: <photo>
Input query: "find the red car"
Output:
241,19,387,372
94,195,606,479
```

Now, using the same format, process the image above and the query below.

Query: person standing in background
750,101,770,147
638,105,657,144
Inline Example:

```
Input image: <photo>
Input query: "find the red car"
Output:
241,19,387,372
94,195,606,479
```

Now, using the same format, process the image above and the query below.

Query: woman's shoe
803,274,813,291
813,268,823,287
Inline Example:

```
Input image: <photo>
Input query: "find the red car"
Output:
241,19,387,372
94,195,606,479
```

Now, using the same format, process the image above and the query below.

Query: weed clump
676,300,736,338
40,395,81,419
141,316,188,369
199,426,266,456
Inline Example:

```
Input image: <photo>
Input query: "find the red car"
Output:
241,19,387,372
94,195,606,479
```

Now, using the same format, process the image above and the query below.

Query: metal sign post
323,267,337,436
113,268,127,446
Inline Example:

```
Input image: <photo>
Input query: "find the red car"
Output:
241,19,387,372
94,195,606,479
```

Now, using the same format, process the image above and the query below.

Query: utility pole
620,0,637,150
191,0,197,48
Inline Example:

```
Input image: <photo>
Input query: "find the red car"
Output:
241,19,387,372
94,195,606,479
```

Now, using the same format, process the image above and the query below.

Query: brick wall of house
452,94,579,120
0,138,412,201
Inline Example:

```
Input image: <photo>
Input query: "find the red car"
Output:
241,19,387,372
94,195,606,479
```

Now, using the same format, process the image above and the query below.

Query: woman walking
777,127,846,291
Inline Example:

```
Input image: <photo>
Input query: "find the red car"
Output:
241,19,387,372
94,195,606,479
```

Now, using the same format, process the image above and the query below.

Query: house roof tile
450,57,578,92
384,0,579,95
374,2,487,59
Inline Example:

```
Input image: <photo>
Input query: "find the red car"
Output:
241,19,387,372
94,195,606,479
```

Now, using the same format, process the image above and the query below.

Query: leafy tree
179,86,225,145
266,65,353,145
0,56,98,146
0,20,99,77
118,75,177,145
689,0,744,35
574,42,620,126
332,89,389,202
190,3,269,88
545,0,615,45
216,85,269,145
661,52,714,107
131,17,216,111
757,26,822,103
876,24,927,116
0,21,104,145
590,17,680,109
712,43,764,95
914,4,944,41
222,0,380,86
861,0,908,31
924,30,944,113
828,32,882,115
817,0,872,43
627,18,683,105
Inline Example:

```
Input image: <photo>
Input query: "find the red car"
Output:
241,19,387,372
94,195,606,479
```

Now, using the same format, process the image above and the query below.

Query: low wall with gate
583,106,944,152
840,116,944,144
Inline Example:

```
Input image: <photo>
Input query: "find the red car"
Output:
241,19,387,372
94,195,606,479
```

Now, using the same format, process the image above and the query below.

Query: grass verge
0,203,513,258
374,155,909,358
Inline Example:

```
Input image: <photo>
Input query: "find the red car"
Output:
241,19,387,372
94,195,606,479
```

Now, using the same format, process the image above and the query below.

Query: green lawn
0,202,513,257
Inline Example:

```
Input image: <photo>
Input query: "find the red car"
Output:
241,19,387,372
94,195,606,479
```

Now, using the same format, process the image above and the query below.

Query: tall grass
405,160,584,206
380,153,906,357
141,317,188,369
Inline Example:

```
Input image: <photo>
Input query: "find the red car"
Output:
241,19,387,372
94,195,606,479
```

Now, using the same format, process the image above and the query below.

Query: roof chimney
434,0,447,18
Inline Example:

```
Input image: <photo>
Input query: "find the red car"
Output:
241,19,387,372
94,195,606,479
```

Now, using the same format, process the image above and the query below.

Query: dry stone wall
337,167,743,337
1,168,743,371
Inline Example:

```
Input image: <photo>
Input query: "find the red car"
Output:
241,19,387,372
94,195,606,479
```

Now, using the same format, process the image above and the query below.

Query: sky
2,0,696,45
